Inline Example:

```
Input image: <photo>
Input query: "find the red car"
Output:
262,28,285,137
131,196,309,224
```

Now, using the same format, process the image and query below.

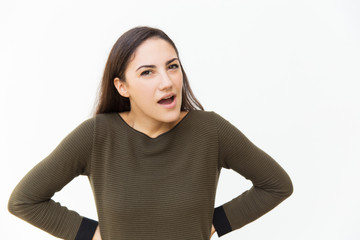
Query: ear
114,77,129,98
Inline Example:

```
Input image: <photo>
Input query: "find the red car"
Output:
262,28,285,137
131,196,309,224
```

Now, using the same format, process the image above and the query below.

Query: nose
158,71,173,90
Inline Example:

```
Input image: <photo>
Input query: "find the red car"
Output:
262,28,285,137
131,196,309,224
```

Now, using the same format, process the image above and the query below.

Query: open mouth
157,95,175,105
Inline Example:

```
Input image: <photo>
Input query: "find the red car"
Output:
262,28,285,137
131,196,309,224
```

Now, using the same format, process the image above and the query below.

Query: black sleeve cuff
75,217,98,240
213,206,232,237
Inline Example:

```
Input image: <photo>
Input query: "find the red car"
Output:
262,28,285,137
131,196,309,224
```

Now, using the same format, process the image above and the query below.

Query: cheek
133,82,156,102
174,72,183,88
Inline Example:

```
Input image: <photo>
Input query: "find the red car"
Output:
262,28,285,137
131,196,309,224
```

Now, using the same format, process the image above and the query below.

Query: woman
8,26,293,240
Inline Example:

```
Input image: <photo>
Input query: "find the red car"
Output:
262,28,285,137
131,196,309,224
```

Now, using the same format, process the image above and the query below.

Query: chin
159,109,181,123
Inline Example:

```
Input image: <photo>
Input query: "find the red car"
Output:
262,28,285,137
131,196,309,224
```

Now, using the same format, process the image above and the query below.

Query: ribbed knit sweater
8,110,293,240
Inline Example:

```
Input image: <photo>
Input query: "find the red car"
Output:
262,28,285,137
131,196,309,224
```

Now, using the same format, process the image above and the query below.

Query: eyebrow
135,57,179,72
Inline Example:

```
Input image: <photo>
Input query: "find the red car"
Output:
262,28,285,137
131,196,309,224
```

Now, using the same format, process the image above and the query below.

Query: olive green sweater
8,110,293,240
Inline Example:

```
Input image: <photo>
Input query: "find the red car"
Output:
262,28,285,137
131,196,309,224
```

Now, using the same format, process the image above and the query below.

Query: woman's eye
140,70,152,76
169,64,179,69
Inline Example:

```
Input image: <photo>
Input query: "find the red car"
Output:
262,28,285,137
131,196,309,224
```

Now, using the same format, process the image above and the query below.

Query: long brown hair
91,26,204,117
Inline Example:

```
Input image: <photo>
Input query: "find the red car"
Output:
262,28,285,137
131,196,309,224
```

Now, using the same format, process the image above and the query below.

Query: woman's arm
210,224,216,238
211,111,293,237
8,117,98,240
92,225,102,240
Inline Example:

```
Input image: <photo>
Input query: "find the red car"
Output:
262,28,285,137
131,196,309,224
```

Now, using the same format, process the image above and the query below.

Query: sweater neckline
115,111,193,141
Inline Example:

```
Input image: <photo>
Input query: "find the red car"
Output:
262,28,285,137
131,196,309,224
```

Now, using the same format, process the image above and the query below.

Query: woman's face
114,37,183,124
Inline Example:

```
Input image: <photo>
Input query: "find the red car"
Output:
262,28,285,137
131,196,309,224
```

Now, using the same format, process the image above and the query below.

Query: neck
125,110,184,139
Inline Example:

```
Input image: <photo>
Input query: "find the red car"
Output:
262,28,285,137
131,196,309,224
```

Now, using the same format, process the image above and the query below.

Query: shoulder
189,109,217,119
93,112,118,125
74,112,119,135
92,112,121,134
93,112,116,120
185,110,225,133
76,112,113,128
191,110,242,137
189,109,226,123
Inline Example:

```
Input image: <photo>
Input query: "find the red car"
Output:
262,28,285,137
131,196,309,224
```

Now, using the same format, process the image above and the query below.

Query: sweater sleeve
211,111,293,237
8,117,98,240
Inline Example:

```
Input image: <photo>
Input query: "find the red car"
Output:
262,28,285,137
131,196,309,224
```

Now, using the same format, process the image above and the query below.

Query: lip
158,95,177,109
157,93,176,103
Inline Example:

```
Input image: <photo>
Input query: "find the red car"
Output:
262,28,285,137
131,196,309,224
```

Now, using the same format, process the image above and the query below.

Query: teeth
164,95,172,99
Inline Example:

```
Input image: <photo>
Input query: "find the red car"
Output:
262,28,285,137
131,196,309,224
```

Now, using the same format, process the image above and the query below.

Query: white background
1,0,359,239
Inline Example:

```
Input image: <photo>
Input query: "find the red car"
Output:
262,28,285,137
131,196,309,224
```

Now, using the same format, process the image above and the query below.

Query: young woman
8,26,293,240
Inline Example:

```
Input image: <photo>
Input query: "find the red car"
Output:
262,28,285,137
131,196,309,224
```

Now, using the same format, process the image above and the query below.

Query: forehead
128,38,177,66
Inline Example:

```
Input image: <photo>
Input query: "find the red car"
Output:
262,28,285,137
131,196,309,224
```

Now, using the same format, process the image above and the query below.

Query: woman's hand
210,224,216,239
92,225,102,240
